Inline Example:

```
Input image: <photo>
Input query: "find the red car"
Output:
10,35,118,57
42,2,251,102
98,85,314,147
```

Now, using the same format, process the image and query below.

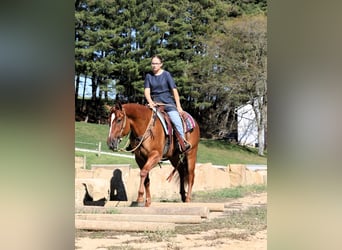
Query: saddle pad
155,109,169,135
182,112,196,133
155,109,195,134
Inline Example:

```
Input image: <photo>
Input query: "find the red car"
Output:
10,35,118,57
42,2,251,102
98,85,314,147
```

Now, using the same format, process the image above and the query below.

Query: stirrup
181,140,192,153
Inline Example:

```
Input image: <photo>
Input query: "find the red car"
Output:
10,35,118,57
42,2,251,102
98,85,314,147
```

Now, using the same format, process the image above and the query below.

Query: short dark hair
151,55,163,63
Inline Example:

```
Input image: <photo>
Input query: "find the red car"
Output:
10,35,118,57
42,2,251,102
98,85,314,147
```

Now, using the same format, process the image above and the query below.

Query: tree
189,14,267,153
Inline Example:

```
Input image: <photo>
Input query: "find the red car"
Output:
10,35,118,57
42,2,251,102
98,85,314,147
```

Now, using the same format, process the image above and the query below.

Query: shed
235,102,264,147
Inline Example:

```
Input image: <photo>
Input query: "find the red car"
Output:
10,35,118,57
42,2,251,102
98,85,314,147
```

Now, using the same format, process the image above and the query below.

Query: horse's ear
115,102,122,110
104,104,112,113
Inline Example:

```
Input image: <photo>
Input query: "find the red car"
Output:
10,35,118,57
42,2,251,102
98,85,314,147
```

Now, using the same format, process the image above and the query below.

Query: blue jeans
167,110,185,139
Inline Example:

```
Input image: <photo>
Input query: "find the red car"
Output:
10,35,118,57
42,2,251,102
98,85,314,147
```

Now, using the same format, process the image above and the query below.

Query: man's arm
144,88,156,107
173,88,184,114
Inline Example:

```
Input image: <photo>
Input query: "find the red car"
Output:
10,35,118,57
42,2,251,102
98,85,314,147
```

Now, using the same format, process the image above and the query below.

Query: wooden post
97,142,101,157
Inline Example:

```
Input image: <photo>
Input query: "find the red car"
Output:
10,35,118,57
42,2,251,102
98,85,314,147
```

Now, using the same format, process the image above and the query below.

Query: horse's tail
166,155,189,183
177,155,189,183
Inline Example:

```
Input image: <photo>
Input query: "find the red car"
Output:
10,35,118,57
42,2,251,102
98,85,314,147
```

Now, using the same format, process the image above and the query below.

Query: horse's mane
122,103,151,119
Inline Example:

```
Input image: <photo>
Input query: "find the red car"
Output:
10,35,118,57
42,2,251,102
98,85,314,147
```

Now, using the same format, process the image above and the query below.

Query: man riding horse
144,55,191,153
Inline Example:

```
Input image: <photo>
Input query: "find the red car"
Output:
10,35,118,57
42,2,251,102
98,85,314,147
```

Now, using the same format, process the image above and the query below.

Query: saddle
154,106,196,156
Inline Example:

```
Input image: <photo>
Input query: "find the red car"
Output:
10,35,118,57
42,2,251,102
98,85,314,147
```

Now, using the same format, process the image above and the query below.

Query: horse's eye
117,119,122,123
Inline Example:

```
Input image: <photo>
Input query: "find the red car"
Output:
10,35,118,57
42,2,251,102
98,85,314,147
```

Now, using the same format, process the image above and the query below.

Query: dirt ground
75,192,267,250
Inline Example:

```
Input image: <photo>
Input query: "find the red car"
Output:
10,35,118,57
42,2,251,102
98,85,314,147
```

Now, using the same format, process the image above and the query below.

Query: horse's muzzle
107,138,120,151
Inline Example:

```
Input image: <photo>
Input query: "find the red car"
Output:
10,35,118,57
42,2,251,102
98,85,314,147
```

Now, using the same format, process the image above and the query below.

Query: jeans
167,110,185,139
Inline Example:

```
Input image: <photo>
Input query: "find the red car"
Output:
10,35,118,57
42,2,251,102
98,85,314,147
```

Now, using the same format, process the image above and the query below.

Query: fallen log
75,219,175,232
75,206,210,218
104,201,132,207
104,201,224,212
149,202,224,212
75,213,202,224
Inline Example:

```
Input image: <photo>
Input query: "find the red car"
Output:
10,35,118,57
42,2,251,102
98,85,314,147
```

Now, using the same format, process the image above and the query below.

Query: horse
107,102,200,207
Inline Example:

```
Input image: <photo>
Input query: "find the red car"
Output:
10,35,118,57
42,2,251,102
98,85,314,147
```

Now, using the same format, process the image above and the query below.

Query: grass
143,230,176,242
176,205,267,239
198,139,267,165
75,121,267,169
192,184,267,202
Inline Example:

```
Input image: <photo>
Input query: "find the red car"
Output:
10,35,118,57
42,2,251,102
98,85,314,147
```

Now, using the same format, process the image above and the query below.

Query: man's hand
148,102,157,108
177,106,184,114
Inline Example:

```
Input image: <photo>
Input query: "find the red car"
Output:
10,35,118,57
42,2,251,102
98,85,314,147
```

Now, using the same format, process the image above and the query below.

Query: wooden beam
75,220,175,232
75,206,210,218
104,201,224,212
149,202,224,212
75,213,202,224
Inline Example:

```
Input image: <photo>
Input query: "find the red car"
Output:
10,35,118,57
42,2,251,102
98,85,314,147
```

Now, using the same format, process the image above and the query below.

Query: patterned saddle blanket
155,109,196,135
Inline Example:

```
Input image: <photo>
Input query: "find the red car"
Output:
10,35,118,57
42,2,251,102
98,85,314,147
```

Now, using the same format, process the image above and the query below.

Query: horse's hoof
137,202,145,207
130,201,145,207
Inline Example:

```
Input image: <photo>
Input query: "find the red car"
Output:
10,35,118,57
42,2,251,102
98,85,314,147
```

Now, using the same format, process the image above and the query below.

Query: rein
118,108,156,153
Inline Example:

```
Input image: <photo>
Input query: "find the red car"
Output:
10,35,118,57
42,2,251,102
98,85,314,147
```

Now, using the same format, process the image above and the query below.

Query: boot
174,129,191,153
180,139,192,153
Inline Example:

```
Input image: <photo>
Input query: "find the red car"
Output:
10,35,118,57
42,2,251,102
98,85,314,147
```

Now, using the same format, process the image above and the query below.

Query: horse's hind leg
185,150,197,202
178,166,186,202
170,156,186,202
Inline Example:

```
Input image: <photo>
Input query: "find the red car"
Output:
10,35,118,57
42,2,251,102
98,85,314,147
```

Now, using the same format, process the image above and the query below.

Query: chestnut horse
107,103,200,207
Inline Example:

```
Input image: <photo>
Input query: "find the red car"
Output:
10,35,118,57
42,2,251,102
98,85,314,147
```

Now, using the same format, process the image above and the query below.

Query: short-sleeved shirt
144,70,177,112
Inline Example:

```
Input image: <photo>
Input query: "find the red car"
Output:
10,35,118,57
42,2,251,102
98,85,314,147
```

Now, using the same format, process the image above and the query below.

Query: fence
75,141,135,159
75,141,102,156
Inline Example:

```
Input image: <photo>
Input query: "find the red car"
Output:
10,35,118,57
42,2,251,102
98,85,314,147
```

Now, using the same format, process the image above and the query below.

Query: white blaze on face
109,113,115,137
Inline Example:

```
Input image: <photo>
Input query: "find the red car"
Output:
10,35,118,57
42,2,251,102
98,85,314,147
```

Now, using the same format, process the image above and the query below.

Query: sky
75,75,116,99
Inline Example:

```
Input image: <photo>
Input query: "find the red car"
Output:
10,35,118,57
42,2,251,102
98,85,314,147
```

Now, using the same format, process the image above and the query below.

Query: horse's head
107,103,128,151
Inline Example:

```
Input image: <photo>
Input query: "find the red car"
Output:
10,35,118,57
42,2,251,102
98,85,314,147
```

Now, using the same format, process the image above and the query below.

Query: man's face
151,58,162,73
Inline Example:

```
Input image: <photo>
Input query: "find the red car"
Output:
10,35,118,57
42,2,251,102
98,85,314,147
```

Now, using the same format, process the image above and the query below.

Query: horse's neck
125,105,152,136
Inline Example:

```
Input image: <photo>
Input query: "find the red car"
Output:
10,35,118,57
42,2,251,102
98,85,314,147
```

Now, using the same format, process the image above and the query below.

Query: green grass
198,139,267,165
75,121,267,169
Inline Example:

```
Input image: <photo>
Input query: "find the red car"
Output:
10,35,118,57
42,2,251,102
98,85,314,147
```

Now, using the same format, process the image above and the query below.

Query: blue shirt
144,70,177,112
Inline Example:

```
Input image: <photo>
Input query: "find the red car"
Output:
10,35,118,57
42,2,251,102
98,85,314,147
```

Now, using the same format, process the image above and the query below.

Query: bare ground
75,192,267,250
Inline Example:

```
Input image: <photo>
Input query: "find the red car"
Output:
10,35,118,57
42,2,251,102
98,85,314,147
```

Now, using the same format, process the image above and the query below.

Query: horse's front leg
144,175,151,207
137,151,160,207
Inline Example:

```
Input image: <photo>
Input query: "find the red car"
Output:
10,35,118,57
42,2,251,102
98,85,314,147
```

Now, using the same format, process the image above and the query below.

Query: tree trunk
252,97,265,156
75,74,80,111
91,75,97,102
81,74,87,112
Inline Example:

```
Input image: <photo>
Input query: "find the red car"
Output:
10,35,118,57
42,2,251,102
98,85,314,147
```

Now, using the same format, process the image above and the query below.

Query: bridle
109,108,127,143
111,107,156,152
118,108,127,139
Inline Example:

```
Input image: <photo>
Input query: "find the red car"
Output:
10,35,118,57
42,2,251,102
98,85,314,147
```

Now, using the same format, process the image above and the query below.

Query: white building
235,102,264,148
